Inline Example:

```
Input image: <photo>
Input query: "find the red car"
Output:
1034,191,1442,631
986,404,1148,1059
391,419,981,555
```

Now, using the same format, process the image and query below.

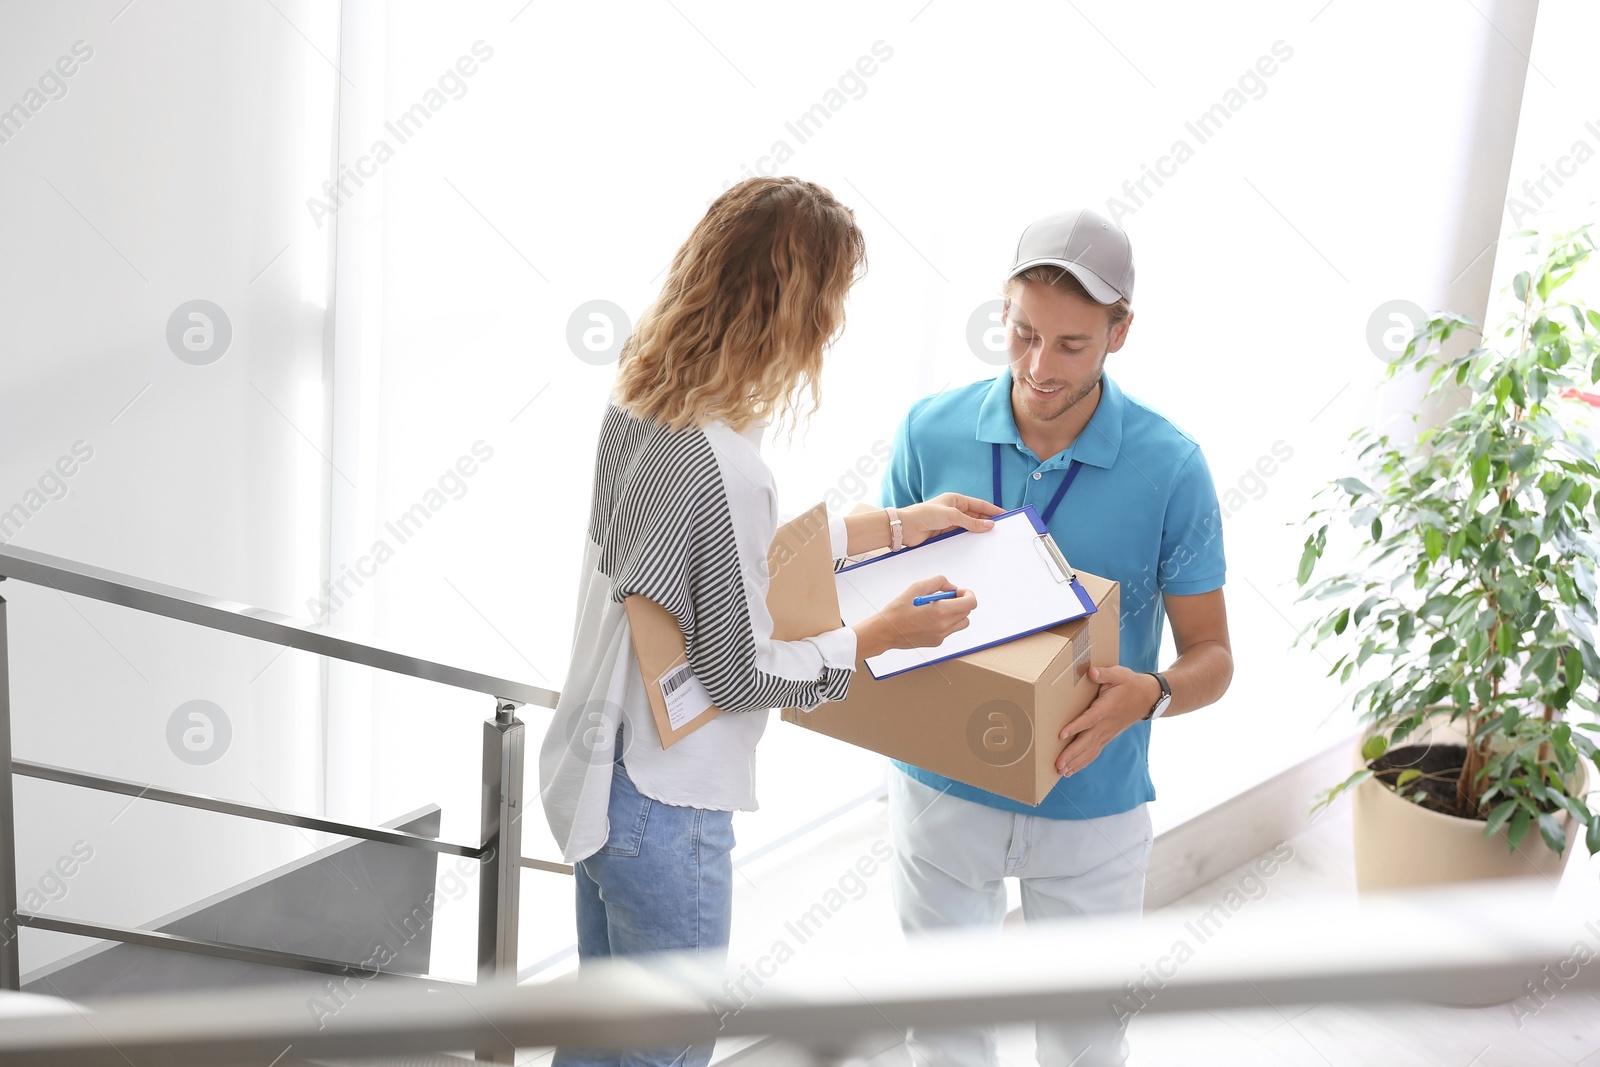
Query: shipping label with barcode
657,661,715,731
1071,635,1093,683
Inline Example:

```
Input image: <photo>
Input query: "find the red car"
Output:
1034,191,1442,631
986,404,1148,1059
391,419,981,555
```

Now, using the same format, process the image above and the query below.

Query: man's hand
1056,665,1159,777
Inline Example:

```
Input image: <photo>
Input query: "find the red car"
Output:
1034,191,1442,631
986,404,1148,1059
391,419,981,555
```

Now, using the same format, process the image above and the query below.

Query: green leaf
1297,533,1320,586
1471,452,1492,491
1509,806,1532,849
1539,812,1567,854
1566,648,1586,692
1514,271,1530,302
1353,595,1381,626
1534,646,1560,685
1547,478,1575,514
1425,527,1444,563
1395,769,1423,788
1485,799,1518,835
1371,517,1383,542
1419,594,1455,618
1336,477,1375,498
1514,532,1539,564
1333,607,1350,635
1362,735,1388,762
1310,769,1373,817
1529,366,1549,405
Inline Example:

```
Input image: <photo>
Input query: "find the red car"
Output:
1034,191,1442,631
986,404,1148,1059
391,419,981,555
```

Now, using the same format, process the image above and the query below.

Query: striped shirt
539,404,857,863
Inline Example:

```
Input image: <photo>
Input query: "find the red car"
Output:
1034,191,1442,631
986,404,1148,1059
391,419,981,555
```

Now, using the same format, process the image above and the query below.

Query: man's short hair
1004,265,1133,332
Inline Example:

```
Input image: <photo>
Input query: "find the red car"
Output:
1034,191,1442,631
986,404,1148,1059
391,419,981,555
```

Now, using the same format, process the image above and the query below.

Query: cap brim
1007,258,1122,304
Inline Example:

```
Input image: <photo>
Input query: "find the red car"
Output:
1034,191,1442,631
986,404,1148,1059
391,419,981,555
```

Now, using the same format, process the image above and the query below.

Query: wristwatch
1144,672,1172,720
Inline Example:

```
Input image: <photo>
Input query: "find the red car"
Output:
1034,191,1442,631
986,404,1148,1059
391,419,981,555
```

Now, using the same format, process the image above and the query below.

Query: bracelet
886,506,903,552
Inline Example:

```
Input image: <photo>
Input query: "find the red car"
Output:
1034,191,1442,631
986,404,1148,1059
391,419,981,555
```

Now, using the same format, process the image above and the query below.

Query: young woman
539,176,998,1067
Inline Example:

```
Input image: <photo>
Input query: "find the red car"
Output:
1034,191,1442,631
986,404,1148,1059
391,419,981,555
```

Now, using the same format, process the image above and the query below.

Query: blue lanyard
992,443,1082,525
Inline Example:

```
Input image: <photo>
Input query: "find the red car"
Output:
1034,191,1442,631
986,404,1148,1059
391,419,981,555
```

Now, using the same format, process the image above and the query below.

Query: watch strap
1145,671,1171,720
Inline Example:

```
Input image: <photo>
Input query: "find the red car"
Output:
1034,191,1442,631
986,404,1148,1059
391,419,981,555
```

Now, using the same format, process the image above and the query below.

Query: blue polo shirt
881,370,1226,819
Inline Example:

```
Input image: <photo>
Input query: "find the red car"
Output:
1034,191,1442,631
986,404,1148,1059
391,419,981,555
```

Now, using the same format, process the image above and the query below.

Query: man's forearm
1160,640,1233,718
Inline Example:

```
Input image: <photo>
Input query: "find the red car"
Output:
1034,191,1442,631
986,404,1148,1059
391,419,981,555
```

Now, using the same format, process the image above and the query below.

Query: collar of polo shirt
975,370,1126,469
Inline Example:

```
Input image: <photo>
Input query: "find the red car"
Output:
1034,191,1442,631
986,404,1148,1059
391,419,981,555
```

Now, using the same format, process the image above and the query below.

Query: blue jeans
552,746,736,1067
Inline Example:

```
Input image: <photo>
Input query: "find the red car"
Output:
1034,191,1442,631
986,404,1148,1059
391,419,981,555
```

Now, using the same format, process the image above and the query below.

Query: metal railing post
476,697,524,1063
478,698,525,980
0,585,20,990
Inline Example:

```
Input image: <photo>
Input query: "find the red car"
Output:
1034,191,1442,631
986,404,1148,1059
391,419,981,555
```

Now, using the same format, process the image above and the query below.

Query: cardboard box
783,569,1119,805
627,502,841,747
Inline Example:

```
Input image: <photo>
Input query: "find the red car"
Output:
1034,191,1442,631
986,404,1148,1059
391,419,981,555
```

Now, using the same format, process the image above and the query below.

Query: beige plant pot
1349,720,1590,1006
1351,720,1587,893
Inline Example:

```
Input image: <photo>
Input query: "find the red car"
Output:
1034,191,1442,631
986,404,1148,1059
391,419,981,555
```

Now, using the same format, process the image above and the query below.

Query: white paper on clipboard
833,506,1095,679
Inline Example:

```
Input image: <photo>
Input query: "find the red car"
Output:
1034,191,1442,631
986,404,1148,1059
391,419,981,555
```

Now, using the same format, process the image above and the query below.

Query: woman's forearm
844,508,892,555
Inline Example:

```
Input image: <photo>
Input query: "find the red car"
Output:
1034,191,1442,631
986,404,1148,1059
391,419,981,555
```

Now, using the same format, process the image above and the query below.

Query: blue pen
913,590,959,606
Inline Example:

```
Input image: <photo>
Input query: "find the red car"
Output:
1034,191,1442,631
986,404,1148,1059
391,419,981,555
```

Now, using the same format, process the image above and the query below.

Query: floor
522,795,1600,1066
1072,807,1600,1067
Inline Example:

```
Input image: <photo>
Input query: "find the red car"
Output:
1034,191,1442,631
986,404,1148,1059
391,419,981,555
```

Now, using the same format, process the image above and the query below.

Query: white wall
0,0,339,972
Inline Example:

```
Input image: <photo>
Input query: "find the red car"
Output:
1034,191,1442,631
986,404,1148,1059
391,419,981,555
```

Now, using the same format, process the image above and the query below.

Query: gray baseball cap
1008,208,1135,304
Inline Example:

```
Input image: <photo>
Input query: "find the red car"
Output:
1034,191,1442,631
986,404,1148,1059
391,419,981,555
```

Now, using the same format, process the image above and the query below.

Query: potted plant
1297,225,1600,891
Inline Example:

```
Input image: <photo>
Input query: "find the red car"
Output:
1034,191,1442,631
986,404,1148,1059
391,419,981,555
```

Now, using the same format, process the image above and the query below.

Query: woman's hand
898,493,1005,548
853,575,977,660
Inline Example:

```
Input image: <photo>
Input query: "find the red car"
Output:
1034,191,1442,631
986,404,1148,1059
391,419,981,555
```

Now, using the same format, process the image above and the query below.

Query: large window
320,0,1569,977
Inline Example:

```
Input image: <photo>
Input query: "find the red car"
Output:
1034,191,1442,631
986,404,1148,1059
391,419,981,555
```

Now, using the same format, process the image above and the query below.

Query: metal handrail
0,880,1587,1065
13,761,489,859
11,913,457,987
0,544,557,708
0,545,554,997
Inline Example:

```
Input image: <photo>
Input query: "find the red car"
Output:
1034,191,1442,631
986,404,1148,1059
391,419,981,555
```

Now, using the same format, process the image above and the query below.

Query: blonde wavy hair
614,176,866,432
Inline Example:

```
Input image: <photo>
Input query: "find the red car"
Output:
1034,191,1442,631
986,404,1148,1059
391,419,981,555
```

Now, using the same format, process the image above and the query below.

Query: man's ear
1106,309,1135,353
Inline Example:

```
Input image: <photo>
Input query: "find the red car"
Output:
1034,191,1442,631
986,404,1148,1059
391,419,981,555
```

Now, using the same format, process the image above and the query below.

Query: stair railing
0,542,563,993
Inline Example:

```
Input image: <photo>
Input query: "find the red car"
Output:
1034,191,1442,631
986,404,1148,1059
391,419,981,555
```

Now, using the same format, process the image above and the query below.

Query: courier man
881,208,1234,1066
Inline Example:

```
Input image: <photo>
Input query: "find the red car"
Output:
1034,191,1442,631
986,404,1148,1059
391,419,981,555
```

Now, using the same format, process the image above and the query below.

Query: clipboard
625,502,844,748
833,505,1096,679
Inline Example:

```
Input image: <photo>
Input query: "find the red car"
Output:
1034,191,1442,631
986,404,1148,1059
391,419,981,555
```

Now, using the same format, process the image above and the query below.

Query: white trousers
888,769,1153,1067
